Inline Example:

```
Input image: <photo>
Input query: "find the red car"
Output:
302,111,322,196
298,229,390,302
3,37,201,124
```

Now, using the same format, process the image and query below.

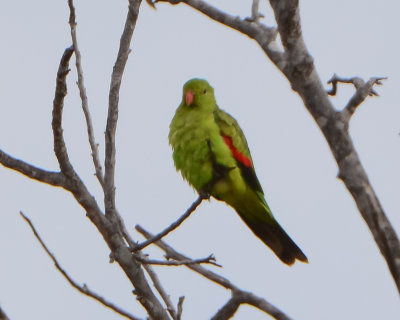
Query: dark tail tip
238,213,308,266
279,243,308,266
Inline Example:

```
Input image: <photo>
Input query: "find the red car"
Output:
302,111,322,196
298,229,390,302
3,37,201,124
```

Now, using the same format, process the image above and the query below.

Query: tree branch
20,211,143,320
134,253,220,267
104,0,142,219
1,2,175,320
177,296,185,320
142,264,178,319
250,0,262,23
68,0,104,186
266,0,400,293
210,293,240,320
52,46,77,178
42,6,170,317
0,149,64,186
136,225,237,289
155,0,278,55
327,74,386,122
134,194,206,251
136,226,292,320
211,290,292,320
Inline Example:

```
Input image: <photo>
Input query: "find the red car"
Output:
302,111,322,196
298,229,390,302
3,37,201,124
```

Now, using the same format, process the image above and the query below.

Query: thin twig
136,226,292,320
327,73,364,96
250,0,263,22
134,253,221,267
68,0,104,186
136,225,234,289
20,211,143,320
143,264,178,319
0,149,64,186
327,74,386,122
177,296,185,320
104,0,142,219
133,194,206,251
343,77,386,121
327,73,386,96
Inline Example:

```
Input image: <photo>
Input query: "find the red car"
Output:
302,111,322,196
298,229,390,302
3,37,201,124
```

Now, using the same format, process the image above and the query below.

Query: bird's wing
214,108,264,194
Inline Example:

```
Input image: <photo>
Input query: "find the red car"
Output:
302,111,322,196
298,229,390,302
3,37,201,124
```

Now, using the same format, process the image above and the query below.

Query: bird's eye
202,89,207,94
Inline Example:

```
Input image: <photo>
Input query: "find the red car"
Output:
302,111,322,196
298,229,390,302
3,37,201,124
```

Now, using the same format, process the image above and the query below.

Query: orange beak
185,90,194,106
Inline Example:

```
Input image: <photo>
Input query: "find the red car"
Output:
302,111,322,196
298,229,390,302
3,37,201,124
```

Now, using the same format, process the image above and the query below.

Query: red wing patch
222,134,252,167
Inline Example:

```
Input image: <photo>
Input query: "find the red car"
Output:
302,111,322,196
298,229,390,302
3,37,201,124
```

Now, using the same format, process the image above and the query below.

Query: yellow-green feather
169,78,308,265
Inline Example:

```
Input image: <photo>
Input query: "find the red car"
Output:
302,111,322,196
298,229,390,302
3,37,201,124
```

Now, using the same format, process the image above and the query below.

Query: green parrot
169,78,308,265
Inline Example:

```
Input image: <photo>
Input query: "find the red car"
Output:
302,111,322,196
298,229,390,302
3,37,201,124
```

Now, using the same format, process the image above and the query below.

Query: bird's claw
199,190,211,200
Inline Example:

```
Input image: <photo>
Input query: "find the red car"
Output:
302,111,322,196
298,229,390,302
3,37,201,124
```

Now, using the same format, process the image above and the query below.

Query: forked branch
136,226,292,320
327,74,387,122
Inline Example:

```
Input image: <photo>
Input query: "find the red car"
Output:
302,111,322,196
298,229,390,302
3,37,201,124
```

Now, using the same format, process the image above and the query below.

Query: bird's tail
236,210,308,266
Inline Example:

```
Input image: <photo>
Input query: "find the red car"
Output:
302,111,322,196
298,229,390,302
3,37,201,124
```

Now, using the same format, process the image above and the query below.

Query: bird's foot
199,190,211,201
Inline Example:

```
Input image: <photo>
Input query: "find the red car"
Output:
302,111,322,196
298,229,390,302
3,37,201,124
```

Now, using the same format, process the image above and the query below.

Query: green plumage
169,78,307,265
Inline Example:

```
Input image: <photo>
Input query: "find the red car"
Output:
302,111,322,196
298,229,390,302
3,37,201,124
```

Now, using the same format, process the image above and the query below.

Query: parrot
169,78,308,265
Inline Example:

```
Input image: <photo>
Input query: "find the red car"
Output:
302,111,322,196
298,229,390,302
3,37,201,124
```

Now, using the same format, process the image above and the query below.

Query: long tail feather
237,211,308,265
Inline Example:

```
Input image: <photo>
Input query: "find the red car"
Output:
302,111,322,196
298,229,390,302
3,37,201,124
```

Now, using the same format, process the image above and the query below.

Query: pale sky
1,1,399,319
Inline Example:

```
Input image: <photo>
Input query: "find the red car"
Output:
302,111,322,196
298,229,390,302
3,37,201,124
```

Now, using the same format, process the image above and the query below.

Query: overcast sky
1,1,399,319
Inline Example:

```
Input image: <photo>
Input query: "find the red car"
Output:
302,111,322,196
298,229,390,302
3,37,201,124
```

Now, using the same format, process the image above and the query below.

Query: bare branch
0,149,64,186
267,0,400,293
104,0,142,219
327,74,387,122
68,0,104,186
136,226,292,320
135,253,220,267
143,264,178,319
1,2,172,320
211,290,292,320
210,294,240,320
237,290,293,320
177,296,185,320
20,211,143,320
327,73,364,96
133,194,206,251
155,0,277,50
0,305,10,320
51,46,77,178
136,225,235,289
249,0,263,23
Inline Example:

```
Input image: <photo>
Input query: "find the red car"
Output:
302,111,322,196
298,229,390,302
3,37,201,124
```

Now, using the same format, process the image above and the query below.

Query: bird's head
182,78,216,110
